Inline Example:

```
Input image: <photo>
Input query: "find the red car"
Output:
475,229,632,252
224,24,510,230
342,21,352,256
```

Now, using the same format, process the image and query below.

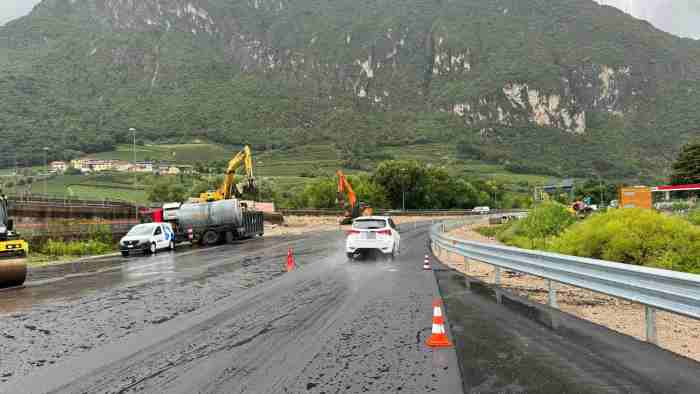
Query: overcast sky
1,1,699,39
0,0,41,26
596,0,700,38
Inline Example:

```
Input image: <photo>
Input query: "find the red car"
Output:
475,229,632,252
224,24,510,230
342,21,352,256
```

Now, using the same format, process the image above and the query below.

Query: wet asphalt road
4,222,700,394
1,225,462,393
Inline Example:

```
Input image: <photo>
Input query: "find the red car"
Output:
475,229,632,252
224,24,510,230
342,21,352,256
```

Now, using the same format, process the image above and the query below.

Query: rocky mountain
1,0,700,179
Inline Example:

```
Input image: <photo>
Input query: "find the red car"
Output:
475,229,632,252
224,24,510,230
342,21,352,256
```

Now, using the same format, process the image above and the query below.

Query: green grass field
86,143,239,163
1,142,556,203
4,173,149,203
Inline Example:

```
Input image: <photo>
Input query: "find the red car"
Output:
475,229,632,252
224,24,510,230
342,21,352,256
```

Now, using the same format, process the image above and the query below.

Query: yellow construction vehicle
199,145,257,202
337,170,373,225
0,194,28,288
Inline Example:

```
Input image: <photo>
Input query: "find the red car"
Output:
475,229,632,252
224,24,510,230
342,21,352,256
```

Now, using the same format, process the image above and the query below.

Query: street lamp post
400,168,407,211
43,147,49,196
129,128,137,220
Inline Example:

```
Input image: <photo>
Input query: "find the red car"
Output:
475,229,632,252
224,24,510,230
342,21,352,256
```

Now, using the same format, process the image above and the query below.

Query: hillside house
50,161,68,173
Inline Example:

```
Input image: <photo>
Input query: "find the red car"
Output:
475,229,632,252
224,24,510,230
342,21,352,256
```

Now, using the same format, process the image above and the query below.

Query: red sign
652,184,700,192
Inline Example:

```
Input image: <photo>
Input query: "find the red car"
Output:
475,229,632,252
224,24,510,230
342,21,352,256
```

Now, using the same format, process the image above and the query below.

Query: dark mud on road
0,233,332,387
2,224,462,393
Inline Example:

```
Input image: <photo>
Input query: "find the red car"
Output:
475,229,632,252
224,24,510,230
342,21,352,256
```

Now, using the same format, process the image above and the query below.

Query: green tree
240,177,278,202
147,179,187,203
671,141,700,184
298,178,337,208
372,160,426,209
347,174,390,209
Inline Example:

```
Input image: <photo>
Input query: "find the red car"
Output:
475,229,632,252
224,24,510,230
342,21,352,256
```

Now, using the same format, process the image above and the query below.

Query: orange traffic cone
423,254,431,270
286,248,296,272
426,299,452,348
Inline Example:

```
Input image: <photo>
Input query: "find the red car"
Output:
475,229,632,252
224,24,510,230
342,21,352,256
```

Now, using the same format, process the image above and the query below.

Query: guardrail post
548,280,558,309
494,267,502,304
645,306,658,345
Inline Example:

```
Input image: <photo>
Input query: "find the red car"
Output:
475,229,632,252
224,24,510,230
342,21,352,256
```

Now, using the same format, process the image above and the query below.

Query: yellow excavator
199,145,257,202
0,194,28,288
337,170,373,225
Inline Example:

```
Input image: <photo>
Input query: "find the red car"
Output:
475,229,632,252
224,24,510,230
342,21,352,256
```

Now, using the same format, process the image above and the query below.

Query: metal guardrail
7,194,134,208
280,208,526,217
430,219,700,345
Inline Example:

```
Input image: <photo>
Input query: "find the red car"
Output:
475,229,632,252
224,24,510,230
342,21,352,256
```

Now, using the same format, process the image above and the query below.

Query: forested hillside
1,0,699,179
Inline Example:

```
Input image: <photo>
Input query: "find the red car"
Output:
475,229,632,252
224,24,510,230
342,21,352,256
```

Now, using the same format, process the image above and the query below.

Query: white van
119,222,176,257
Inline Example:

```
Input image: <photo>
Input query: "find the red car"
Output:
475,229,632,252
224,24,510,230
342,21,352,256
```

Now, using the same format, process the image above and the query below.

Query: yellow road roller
0,195,28,288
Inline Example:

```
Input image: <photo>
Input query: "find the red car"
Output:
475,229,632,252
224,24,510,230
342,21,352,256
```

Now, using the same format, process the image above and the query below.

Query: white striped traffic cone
423,254,431,270
426,299,452,348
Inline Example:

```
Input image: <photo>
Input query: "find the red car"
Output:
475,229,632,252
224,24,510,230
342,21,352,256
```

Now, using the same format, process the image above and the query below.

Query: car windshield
353,219,387,229
127,225,155,236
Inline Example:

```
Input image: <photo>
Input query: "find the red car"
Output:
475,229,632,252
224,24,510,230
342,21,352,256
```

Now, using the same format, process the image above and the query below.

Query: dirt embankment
442,220,700,362
265,215,445,236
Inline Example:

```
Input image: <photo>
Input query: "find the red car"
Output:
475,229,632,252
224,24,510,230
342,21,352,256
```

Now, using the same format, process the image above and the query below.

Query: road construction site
2,219,700,393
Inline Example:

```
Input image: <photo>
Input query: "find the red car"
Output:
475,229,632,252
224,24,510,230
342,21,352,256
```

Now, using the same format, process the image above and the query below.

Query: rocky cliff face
2,0,700,175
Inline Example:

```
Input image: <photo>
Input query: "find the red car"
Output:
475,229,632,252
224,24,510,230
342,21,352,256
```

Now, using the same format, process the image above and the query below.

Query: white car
473,206,491,215
120,222,176,257
346,216,401,260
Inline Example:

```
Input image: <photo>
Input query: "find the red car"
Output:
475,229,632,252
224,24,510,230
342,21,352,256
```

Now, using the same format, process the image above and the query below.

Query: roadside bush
505,202,575,248
474,225,506,238
687,209,700,226
41,239,113,258
551,209,700,273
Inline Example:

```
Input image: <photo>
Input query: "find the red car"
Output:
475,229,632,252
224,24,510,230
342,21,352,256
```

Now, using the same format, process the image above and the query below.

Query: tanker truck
169,199,264,246
0,194,28,288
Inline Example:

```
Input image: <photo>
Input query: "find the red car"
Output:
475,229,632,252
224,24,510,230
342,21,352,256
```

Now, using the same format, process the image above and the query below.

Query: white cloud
0,0,42,26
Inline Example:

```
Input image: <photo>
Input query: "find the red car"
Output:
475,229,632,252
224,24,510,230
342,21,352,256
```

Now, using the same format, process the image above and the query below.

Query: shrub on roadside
687,209,700,226
503,202,575,248
551,209,700,273
40,239,113,258
474,225,504,238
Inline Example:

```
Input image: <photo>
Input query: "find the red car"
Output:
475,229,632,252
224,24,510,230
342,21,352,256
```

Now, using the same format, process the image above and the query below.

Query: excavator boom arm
336,170,357,208
209,145,255,200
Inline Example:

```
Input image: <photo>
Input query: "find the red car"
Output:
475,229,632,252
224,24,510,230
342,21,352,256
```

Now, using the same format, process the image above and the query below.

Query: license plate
128,245,134,248
365,232,376,240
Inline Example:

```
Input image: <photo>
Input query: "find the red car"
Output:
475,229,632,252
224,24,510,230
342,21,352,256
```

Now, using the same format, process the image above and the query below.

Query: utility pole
129,128,137,220
400,168,407,211
43,147,49,196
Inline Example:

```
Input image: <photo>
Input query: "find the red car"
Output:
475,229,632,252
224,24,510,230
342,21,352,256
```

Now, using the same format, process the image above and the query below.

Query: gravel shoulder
443,220,700,362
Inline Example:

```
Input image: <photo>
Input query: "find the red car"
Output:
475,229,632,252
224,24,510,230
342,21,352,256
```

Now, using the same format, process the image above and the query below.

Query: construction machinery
171,199,264,245
0,195,28,288
199,145,256,202
337,170,372,225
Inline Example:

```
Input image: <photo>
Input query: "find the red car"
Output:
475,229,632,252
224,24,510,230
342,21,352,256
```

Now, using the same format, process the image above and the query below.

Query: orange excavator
337,170,372,224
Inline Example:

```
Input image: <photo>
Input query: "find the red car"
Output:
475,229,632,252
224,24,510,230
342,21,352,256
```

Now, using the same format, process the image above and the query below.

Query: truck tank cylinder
176,199,244,229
